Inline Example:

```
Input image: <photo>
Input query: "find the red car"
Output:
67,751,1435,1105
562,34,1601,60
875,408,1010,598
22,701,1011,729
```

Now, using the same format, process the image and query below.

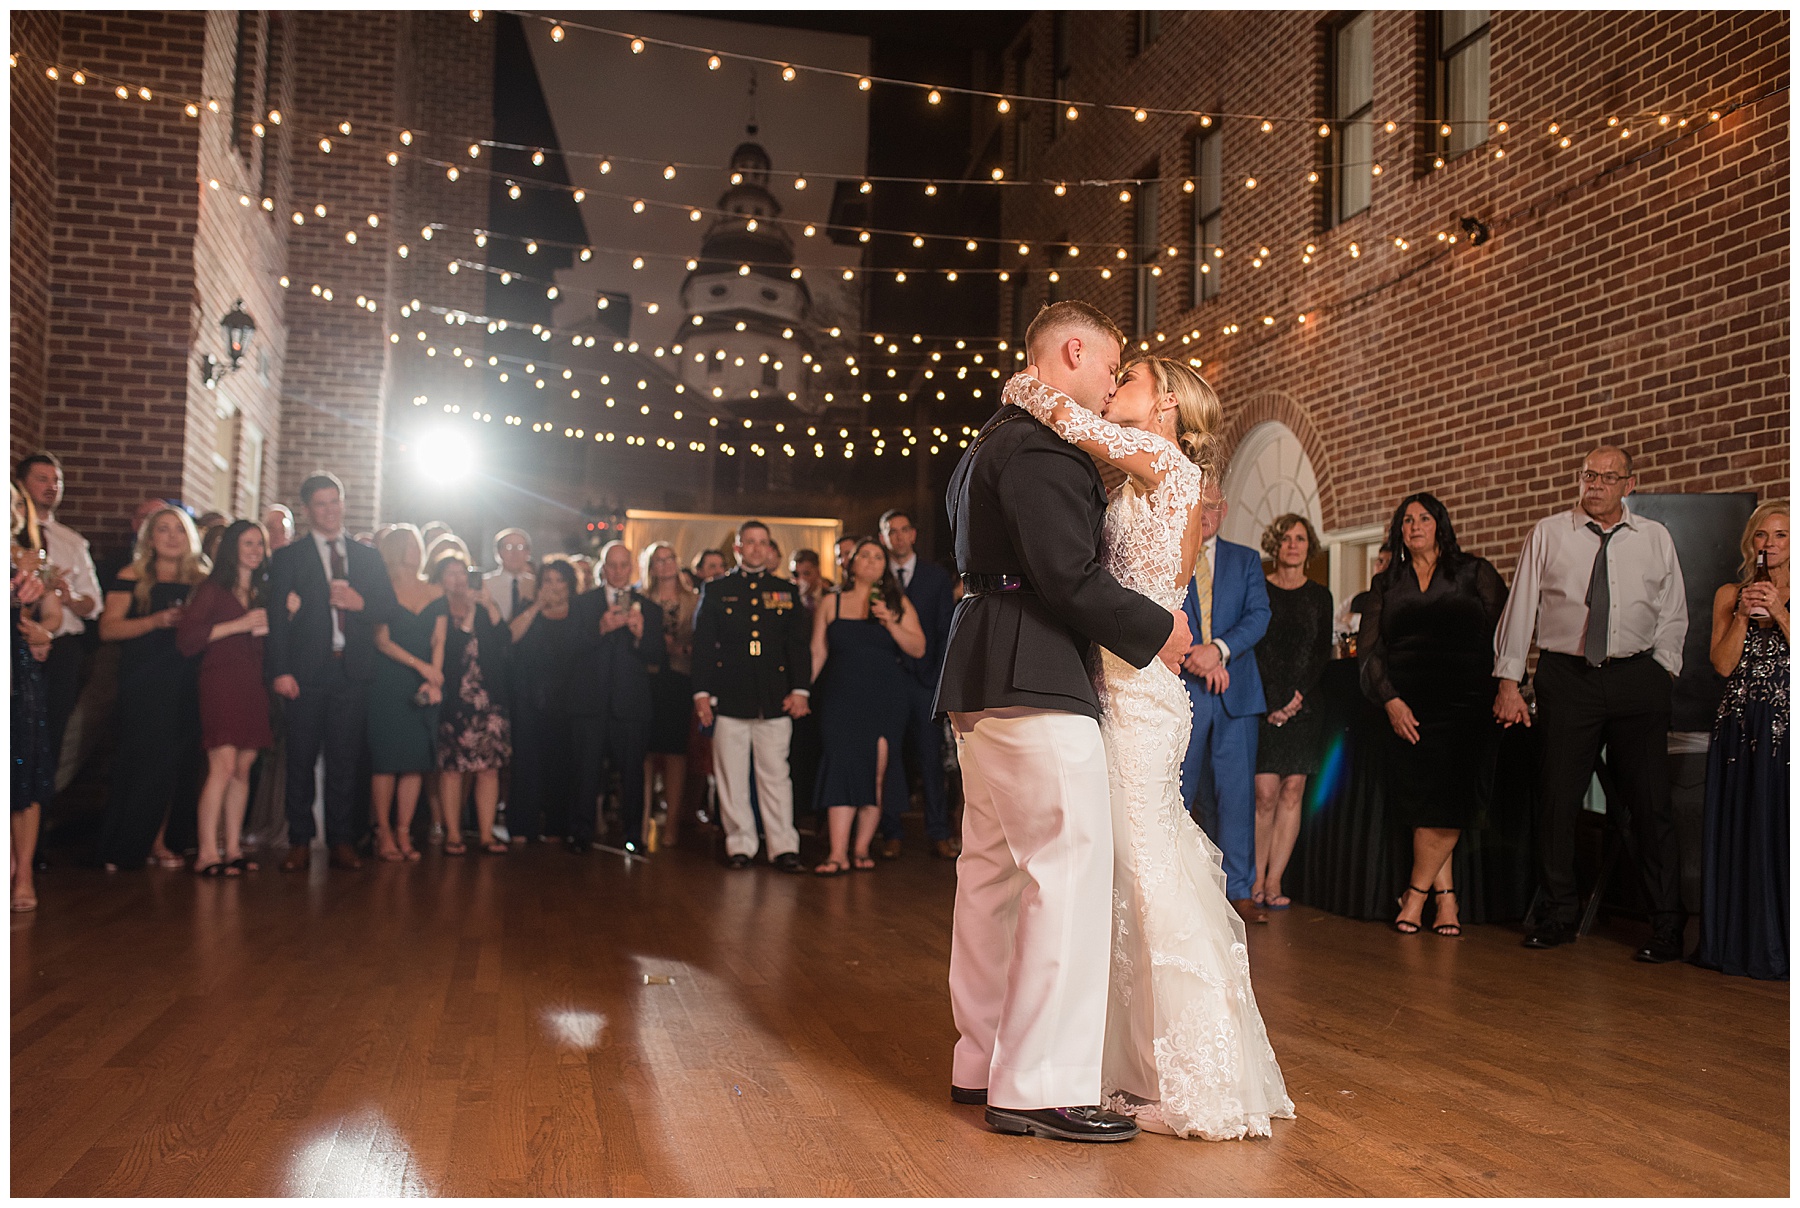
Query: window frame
1434,10,1491,160
1192,128,1222,305
1132,165,1160,338
1327,11,1374,227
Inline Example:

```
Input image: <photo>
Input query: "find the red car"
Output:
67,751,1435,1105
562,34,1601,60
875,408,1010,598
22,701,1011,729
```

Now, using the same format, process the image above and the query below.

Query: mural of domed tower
679,137,818,417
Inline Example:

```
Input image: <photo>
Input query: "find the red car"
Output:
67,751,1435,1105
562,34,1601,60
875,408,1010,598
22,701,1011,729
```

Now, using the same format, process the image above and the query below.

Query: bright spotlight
415,428,475,484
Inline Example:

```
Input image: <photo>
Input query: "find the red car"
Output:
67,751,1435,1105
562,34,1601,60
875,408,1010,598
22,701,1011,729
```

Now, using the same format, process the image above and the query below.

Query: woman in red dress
176,519,275,875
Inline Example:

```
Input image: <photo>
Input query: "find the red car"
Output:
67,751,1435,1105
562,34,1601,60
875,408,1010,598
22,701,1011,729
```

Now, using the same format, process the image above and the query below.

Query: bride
1003,359,1295,1141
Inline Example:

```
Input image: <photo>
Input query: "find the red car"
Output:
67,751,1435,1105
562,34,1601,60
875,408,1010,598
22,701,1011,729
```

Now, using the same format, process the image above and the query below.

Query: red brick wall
1001,9,1788,578
10,11,63,471
36,12,209,540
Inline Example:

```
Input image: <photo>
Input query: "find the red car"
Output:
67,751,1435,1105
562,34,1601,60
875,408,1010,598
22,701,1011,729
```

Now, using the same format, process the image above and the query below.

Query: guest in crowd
508,557,580,843
1495,446,1688,960
265,472,399,873
200,519,229,565
1341,543,1392,647
176,520,274,875
835,535,858,584
878,507,960,860
424,532,471,571
1693,502,1789,980
809,538,926,874
566,541,664,853
430,552,512,855
790,547,830,613
13,485,63,912
639,541,697,847
691,548,727,586
567,553,595,595
97,497,173,589
1252,514,1334,910
1359,494,1507,936
96,505,206,871
1180,480,1271,925
786,547,829,823
368,524,445,862
691,520,811,872
485,527,535,622
263,503,294,550
16,452,104,786
420,520,453,553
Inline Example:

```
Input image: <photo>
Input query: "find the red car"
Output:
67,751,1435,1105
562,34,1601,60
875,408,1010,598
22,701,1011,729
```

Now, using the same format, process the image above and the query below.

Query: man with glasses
1493,445,1688,961
485,529,535,622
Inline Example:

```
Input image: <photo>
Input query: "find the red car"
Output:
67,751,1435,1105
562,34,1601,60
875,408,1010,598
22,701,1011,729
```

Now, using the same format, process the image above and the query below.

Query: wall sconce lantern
202,298,257,388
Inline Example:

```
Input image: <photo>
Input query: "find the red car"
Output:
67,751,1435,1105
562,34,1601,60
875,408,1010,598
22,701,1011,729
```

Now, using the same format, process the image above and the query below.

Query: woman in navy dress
368,525,446,862
809,538,926,875
12,485,63,912
1693,502,1789,980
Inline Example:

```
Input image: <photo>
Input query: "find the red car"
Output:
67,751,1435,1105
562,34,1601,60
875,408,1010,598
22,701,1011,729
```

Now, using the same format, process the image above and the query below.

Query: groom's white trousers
948,706,1113,1110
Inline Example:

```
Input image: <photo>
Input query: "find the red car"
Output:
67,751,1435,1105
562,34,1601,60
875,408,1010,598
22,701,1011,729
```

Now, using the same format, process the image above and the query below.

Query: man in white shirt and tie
16,451,104,783
877,508,959,860
1493,445,1688,961
484,528,535,622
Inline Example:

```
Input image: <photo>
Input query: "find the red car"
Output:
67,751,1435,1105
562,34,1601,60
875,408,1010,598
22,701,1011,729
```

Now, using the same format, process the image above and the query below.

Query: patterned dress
1004,373,1295,1140
437,605,512,773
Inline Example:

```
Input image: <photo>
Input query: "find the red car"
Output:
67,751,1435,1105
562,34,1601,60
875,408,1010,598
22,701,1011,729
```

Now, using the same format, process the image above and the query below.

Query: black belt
961,573,1031,597
1547,649,1652,668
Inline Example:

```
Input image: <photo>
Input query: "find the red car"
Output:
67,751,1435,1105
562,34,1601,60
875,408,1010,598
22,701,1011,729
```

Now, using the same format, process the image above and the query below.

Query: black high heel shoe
1393,884,1430,934
1430,888,1462,937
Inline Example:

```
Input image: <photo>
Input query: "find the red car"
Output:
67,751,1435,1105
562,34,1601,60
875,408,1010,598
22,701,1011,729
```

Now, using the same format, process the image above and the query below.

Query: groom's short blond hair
1025,300,1125,364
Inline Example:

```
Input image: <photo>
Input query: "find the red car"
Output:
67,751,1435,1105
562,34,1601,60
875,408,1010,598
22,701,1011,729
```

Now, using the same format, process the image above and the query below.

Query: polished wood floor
12,830,1788,1196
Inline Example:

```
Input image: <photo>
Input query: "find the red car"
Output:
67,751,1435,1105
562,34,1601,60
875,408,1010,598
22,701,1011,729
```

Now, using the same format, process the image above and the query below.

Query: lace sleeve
1002,372,1190,489
1357,580,1399,704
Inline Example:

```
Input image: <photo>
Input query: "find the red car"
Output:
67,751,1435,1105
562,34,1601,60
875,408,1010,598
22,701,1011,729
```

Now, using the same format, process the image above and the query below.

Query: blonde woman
638,541,699,846
1693,501,1789,979
13,485,63,910
96,505,208,871
368,524,446,861
1001,351,1293,1140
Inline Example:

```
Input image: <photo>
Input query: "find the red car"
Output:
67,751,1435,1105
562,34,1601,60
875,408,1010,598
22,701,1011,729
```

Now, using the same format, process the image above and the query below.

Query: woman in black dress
638,542,697,847
13,485,63,912
1252,513,1334,911
430,552,512,855
507,557,580,843
1358,493,1506,937
808,539,926,875
96,505,208,872
1693,502,1789,979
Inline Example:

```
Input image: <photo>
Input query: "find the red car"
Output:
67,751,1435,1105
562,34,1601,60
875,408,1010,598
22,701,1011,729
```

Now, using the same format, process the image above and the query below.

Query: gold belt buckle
749,639,762,657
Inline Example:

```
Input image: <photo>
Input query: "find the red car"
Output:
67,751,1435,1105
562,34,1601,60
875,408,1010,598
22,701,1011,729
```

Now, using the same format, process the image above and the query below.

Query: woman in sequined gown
1693,502,1788,980
1003,365,1294,1141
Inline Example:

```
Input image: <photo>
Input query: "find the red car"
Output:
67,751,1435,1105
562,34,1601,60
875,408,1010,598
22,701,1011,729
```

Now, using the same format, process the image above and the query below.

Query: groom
936,300,1190,1143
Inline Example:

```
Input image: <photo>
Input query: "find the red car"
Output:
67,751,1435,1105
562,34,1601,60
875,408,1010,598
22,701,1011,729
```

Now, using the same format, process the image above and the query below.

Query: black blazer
264,534,399,686
900,557,957,691
564,587,666,719
690,567,812,719
933,405,1173,719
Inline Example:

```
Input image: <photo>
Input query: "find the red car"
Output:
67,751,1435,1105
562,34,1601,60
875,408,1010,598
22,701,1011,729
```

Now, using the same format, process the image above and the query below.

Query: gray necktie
1583,522,1617,666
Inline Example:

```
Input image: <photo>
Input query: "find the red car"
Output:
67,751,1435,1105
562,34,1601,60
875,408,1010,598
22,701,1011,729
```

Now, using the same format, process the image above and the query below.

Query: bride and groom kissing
934,300,1294,1143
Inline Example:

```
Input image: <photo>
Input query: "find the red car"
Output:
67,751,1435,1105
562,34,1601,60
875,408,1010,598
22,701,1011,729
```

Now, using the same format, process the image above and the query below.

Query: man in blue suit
876,507,960,860
1179,483,1271,924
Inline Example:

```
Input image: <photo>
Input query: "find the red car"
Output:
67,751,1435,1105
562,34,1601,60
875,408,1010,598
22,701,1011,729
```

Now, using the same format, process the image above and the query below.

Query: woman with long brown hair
176,519,273,875
13,484,63,911
96,505,208,871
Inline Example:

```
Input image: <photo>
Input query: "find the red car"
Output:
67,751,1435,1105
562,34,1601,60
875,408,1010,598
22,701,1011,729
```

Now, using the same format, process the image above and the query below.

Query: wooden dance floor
12,837,1788,1196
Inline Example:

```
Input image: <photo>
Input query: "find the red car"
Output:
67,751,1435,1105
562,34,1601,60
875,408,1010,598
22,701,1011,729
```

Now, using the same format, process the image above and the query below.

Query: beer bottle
1748,548,1773,627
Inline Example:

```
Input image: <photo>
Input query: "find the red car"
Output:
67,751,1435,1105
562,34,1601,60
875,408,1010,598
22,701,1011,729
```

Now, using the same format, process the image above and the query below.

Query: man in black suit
876,506,960,860
264,472,398,872
691,520,813,872
936,300,1189,1143
564,540,665,854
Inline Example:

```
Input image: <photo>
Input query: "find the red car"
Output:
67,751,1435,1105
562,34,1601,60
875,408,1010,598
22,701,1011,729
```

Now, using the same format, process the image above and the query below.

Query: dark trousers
881,680,951,841
283,658,369,848
509,706,571,839
44,634,87,786
570,712,647,843
1533,652,1683,930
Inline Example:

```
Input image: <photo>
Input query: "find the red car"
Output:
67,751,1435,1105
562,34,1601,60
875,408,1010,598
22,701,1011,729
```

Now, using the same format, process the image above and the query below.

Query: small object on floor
983,1105,1139,1143
327,843,362,871
726,853,752,870
814,860,850,877
279,847,311,873
772,852,806,874
950,1085,987,1105
877,838,902,860
852,854,876,872
931,839,961,860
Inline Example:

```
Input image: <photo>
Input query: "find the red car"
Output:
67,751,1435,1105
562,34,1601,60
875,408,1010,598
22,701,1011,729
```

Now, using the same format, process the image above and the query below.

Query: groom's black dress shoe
1522,922,1576,949
984,1105,1139,1142
950,1085,987,1105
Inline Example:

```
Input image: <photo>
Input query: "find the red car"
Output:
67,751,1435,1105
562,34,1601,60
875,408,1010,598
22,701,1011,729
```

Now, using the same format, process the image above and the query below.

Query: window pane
1196,131,1220,213
1340,118,1371,219
1442,9,1488,49
1199,215,1221,301
1447,33,1490,155
1335,12,1372,117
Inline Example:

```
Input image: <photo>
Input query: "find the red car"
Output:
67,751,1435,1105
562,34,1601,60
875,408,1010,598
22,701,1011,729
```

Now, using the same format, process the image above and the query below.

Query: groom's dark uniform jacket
934,403,1173,720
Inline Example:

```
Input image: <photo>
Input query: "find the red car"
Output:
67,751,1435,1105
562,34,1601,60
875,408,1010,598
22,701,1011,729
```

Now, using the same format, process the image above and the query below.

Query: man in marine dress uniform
691,519,813,872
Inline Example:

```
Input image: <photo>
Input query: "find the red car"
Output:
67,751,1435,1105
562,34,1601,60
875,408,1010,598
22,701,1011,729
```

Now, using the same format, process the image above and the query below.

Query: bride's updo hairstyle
1124,355,1224,480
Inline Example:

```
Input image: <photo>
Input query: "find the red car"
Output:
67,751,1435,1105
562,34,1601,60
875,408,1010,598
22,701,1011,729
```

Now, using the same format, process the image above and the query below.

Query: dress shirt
310,529,349,652
1195,534,1232,663
1492,505,1687,681
40,516,103,637
485,568,527,621
891,552,917,590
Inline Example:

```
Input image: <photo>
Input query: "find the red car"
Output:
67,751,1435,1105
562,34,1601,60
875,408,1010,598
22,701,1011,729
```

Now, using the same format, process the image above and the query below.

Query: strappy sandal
227,856,259,874
195,861,233,878
481,840,509,855
814,860,851,877
1393,884,1430,934
1431,889,1463,937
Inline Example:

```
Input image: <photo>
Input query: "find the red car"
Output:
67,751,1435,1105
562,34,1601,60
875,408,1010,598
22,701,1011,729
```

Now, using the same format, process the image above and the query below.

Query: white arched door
1219,420,1322,554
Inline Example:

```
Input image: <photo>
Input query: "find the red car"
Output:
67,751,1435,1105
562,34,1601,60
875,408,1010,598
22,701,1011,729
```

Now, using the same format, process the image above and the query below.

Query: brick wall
1000,10,1788,579
10,11,63,471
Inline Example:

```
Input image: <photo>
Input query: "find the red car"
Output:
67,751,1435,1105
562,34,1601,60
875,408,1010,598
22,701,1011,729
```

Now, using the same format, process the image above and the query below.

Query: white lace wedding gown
1005,374,1295,1141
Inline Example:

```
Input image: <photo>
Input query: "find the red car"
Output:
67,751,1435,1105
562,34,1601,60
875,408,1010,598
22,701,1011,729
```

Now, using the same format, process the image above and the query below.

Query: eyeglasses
499,542,530,552
1578,470,1631,486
